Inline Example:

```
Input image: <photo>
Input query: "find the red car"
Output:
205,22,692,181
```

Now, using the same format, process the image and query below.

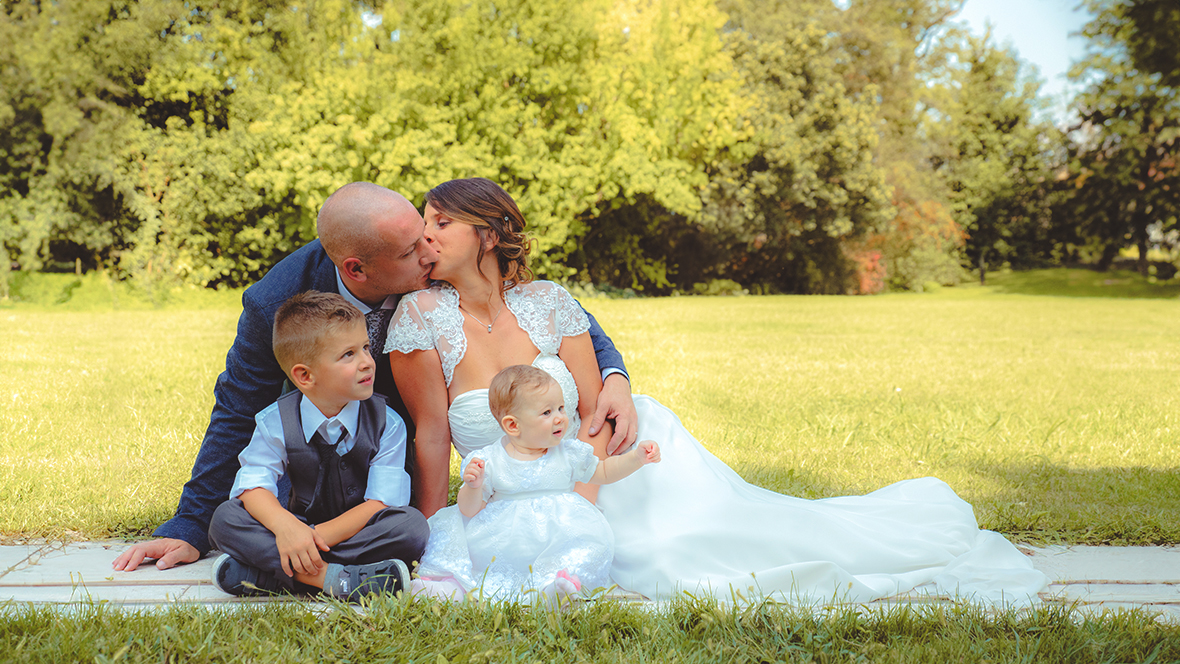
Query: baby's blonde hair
488,365,557,424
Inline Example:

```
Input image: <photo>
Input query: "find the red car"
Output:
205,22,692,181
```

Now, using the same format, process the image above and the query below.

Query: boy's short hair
489,365,557,422
273,291,364,376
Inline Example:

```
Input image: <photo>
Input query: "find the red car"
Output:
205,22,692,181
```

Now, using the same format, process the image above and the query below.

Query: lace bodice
386,281,590,457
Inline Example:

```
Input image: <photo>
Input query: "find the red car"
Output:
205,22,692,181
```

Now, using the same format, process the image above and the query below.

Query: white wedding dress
388,281,1048,605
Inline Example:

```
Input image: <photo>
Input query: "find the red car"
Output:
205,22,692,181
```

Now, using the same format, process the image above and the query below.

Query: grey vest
277,391,387,524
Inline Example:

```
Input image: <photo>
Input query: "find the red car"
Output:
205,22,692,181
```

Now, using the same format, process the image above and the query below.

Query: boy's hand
636,440,660,465
273,518,330,577
462,458,486,488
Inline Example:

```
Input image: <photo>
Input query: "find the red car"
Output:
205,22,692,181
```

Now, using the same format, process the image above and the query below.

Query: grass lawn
2,269,1179,662
0,270,1177,544
3,597,1179,663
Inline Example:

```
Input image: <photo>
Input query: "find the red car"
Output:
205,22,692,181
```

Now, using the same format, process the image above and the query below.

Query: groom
113,182,638,572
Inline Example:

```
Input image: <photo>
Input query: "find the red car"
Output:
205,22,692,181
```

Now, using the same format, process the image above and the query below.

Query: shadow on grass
967,459,1180,545
986,268,1180,299
730,460,849,500
1,271,242,311
732,456,1180,546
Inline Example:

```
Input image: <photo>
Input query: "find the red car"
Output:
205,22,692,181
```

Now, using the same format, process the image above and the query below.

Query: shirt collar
300,395,361,445
334,269,397,315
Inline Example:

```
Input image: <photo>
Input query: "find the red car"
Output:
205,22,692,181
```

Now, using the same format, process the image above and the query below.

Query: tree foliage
1059,0,1180,275
1109,0,1180,87
925,33,1060,284
1,0,1167,298
703,3,892,294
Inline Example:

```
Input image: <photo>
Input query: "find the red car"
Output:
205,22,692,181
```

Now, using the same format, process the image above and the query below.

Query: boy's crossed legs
209,498,428,600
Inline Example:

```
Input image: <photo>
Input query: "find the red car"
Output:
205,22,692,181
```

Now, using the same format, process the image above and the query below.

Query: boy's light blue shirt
230,396,411,508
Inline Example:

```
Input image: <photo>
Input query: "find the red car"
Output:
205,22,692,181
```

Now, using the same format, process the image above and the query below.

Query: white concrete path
1,541,1178,620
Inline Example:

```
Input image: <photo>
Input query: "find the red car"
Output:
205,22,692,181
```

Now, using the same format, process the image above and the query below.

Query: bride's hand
591,373,639,455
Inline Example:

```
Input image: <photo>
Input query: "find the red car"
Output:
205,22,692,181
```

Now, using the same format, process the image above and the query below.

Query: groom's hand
112,538,200,572
591,373,638,455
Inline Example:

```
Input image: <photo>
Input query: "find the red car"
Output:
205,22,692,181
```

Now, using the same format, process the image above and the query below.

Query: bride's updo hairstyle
423,178,534,291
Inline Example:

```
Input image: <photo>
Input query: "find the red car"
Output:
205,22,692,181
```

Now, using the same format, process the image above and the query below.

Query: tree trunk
1097,242,1119,271
1132,208,1151,277
978,248,988,285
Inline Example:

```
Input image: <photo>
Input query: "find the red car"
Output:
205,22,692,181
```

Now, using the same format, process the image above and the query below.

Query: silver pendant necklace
458,299,504,333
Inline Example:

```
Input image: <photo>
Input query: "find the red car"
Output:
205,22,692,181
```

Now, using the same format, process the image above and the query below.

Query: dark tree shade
1121,0,1180,87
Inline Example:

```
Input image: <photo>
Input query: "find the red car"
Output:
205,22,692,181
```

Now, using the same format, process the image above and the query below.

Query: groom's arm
123,290,287,567
580,307,638,454
162,290,288,550
584,309,626,376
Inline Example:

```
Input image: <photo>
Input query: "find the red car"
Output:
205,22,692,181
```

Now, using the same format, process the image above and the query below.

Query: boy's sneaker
211,553,284,597
324,558,410,602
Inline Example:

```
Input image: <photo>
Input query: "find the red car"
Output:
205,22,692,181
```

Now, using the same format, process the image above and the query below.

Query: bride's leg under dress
597,396,1048,605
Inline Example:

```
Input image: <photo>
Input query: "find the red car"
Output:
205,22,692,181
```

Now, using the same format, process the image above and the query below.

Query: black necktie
365,307,394,356
308,429,346,523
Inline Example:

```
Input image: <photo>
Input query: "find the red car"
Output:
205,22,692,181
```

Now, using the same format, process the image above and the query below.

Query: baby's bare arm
589,440,660,485
458,457,487,517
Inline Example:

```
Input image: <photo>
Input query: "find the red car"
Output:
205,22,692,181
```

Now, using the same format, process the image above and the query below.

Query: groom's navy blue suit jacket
155,239,626,554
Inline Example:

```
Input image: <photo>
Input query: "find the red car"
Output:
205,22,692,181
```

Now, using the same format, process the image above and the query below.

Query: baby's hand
462,458,486,487
637,440,660,465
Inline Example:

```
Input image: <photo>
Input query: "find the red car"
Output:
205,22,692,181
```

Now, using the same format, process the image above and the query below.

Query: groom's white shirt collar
334,269,397,315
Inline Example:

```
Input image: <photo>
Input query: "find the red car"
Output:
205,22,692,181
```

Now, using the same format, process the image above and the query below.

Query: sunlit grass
585,284,1180,544
0,304,237,539
0,271,1177,545
2,594,1178,663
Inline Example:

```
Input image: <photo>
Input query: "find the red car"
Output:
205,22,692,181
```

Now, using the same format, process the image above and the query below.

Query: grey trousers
208,498,429,591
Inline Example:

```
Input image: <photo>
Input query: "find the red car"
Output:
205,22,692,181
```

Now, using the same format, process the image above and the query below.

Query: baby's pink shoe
410,576,465,603
555,570,582,592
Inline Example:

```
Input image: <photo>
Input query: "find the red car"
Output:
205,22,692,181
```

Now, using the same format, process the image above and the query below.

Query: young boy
208,291,428,600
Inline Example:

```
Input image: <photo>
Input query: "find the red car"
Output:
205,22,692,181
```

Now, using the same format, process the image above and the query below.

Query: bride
387,178,1048,604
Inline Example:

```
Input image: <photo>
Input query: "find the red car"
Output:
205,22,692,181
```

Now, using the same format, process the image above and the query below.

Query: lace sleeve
551,283,591,338
506,281,590,356
565,439,600,484
385,292,434,354
385,286,466,387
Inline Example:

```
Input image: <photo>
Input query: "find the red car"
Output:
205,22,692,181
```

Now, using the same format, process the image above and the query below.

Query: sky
954,0,1095,116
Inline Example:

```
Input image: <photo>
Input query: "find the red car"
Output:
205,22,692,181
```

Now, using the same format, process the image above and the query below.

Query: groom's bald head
317,182,436,304
317,182,415,264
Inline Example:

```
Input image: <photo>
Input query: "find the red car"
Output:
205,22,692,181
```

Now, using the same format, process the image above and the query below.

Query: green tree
700,6,892,293
1107,0,1180,87
0,0,376,295
786,0,978,292
0,1,158,282
561,0,748,289
926,33,1059,284
1060,1,1180,275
